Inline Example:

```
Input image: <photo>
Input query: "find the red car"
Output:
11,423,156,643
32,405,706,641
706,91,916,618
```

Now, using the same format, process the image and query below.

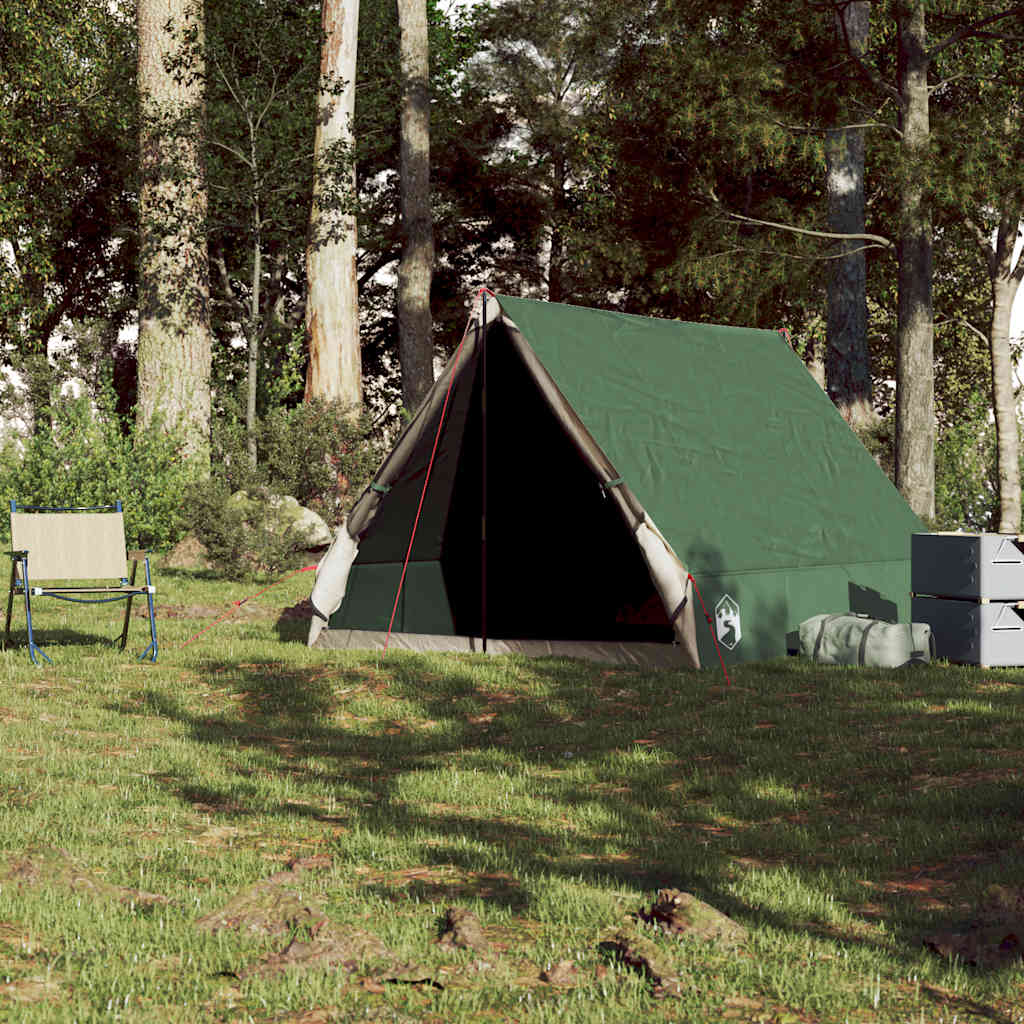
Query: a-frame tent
308,292,924,669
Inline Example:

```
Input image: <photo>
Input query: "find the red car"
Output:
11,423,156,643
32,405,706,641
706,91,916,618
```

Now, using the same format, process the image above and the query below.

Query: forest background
1,0,1023,566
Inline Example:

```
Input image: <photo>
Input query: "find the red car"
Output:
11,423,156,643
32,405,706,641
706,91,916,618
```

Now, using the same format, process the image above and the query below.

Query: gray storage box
911,532,1024,601
911,596,1024,667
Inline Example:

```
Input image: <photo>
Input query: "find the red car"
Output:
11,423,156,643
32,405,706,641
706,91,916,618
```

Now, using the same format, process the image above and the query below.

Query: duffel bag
799,612,934,668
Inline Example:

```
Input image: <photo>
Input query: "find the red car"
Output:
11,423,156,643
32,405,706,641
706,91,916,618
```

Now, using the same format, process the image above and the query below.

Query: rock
196,886,327,939
230,490,332,548
540,959,580,987
438,907,490,952
162,534,212,570
268,495,332,548
598,928,682,997
639,889,748,947
195,858,334,937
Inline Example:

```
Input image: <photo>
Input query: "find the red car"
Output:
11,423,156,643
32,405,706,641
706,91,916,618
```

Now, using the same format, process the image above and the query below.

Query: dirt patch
924,884,1024,968
358,864,525,908
240,925,394,980
1,848,168,908
135,603,269,620
539,959,580,987
196,856,436,985
0,975,62,1004
162,535,213,570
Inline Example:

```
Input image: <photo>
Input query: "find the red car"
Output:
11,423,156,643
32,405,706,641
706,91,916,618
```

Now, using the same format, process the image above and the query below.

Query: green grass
1,561,1024,1021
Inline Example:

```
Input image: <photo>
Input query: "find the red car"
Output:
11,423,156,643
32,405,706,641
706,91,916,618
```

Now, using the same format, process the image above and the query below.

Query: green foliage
933,389,1000,533
0,0,137,391
857,389,1008,534
209,398,382,524
0,392,198,550
186,399,383,577
182,478,305,577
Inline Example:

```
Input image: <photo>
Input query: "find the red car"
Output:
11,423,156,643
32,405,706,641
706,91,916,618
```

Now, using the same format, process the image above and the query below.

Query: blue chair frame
3,500,157,664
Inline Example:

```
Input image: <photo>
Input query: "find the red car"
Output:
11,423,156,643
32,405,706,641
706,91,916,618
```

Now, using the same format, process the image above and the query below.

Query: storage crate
911,596,1024,667
911,532,1024,601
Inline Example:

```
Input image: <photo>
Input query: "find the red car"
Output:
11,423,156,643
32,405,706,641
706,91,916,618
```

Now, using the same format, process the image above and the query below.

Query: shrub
0,393,198,550
208,398,382,526
183,479,308,578
933,390,1000,532
190,399,383,577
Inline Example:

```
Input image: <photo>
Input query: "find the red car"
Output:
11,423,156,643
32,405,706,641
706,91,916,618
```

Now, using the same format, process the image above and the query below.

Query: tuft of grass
1,558,1024,1020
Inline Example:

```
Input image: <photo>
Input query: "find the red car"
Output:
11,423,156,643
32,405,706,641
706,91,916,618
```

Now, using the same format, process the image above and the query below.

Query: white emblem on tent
715,595,741,650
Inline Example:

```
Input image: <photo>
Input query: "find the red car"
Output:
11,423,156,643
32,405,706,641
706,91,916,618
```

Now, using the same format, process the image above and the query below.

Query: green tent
308,293,924,668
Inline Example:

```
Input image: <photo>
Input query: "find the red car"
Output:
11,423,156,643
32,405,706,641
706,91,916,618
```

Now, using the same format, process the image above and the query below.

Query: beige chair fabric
11,512,128,581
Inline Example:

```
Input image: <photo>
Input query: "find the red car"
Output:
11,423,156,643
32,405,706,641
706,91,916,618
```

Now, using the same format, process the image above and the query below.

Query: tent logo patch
715,595,741,650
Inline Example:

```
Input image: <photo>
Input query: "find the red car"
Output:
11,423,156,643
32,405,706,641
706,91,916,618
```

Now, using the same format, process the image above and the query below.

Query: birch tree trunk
894,2,935,521
305,0,362,417
136,0,212,461
396,0,435,416
987,212,1024,533
826,0,874,430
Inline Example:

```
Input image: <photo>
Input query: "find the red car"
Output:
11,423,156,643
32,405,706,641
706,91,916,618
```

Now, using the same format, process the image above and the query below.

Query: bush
189,399,383,577
0,393,198,550
183,480,308,578
855,390,1009,533
208,398,382,526
933,390,1000,532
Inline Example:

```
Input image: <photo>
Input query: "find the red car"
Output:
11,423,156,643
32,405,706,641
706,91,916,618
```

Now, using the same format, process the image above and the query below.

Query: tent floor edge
312,628,692,670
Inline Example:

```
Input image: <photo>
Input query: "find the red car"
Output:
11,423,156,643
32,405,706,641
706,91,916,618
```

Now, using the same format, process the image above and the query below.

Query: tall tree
305,0,362,416
1,0,136,428
892,2,936,520
395,0,435,415
136,0,213,459
466,0,627,303
826,1,874,429
202,0,322,464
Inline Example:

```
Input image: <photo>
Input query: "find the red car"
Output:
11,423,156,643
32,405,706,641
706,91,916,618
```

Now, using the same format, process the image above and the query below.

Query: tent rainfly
308,292,923,669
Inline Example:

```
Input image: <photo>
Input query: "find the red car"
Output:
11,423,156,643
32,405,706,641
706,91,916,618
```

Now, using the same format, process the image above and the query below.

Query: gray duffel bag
799,612,934,668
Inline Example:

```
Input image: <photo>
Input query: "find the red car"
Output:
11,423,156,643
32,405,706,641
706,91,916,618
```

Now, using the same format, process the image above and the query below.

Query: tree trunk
989,212,1023,533
247,218,261,468
396,0,435,416
894,2,935,521
547,152,567,303
305,0,362,417
136,0,212,462
826,0,874,430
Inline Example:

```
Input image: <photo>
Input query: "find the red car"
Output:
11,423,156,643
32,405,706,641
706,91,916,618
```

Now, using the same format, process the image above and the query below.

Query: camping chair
3,501,157,665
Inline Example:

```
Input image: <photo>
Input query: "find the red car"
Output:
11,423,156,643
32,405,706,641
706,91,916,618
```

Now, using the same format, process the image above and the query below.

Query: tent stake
480,295,488,653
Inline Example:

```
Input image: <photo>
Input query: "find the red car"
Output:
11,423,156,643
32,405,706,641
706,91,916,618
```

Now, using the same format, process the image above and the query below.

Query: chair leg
120,560,138,651
138,557,157,663
3,560,16,652
19,559,50,666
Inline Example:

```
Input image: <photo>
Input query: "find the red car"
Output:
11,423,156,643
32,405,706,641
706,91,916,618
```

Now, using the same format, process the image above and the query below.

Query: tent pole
480,296,488,653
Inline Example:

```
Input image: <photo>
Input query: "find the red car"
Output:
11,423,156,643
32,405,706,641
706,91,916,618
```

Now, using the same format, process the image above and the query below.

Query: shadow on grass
3,625,138,660
109,652,1024,971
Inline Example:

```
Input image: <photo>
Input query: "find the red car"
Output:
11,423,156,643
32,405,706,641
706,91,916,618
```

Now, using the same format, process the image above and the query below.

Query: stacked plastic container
911,533,1024,667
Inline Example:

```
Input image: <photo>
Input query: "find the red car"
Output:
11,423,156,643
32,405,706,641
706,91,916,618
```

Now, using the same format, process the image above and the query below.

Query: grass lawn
2,560,1024,1022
